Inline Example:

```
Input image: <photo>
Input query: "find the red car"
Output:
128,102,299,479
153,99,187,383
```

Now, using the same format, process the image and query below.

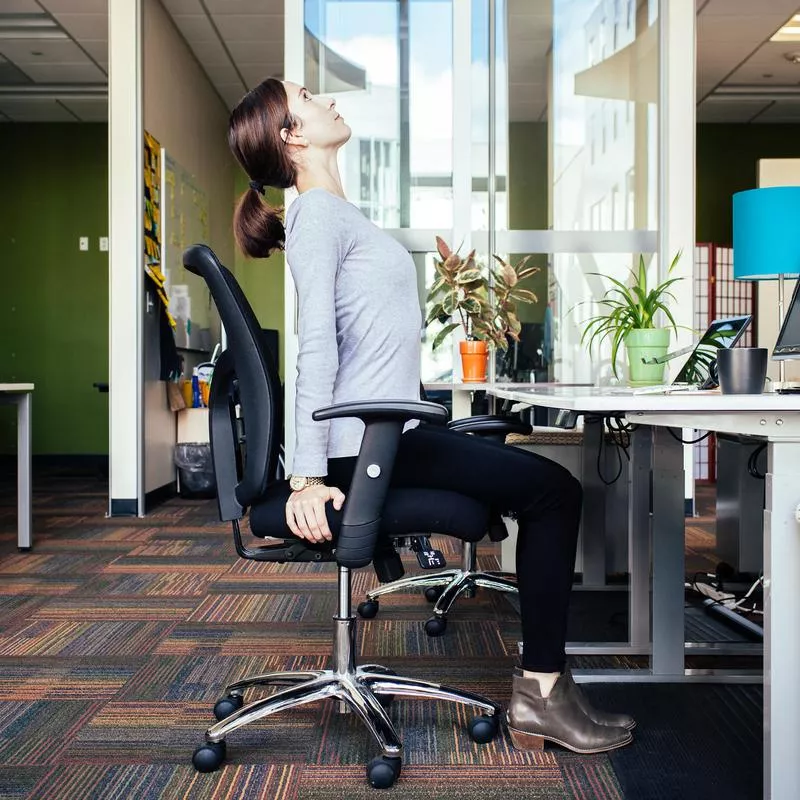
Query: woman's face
282,80,351,150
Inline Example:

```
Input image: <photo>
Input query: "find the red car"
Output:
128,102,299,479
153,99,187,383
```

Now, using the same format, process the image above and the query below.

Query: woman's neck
294,150,346,198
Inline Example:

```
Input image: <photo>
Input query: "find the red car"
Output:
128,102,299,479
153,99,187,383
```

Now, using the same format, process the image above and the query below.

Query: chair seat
249,482,490,544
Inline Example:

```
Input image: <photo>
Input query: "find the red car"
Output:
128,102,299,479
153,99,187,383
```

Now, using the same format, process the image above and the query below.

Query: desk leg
451,388,472,421
580,418,606,586
628,426,652,649
650,427,684,676
764,441,800,800
17,393,32,551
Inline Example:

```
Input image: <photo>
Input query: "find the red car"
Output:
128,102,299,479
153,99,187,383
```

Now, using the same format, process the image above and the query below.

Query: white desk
0,384,33,550
423,381,540,420
489,386,800,800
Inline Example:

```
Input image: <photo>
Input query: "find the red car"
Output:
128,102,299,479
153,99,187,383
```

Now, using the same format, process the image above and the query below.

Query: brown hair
228,78,297,258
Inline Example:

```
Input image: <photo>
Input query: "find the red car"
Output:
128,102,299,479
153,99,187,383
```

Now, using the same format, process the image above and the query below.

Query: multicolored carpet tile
0,473,760,799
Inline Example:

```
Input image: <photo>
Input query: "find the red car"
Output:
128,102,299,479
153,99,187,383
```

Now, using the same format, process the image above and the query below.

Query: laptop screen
673,316,752,385
773,280,800,360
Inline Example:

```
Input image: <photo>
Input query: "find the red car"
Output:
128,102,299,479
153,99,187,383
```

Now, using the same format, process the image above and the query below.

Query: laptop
630,315,752,394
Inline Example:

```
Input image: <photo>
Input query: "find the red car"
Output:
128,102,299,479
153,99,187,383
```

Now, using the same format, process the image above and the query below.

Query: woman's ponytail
233,187,285,258
228,77,297,259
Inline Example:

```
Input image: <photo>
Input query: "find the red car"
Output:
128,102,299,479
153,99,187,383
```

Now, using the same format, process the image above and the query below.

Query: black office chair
357,400,531,636
183,245,501,789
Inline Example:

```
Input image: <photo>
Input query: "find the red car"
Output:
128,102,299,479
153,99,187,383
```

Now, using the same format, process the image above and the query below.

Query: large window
301,0,660,386
497,0,659,384
305,0,454,229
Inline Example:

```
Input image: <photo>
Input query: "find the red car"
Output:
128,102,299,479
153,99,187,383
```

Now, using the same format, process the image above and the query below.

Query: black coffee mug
716,347,768,395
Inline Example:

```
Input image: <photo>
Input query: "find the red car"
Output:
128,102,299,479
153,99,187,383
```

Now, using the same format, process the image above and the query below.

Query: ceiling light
771,15,800,42
0,84,107,101
0,13,67,40
710,84,800,101
784,52,800,64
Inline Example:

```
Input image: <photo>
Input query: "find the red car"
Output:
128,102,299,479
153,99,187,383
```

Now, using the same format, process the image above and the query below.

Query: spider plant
580,252,683,377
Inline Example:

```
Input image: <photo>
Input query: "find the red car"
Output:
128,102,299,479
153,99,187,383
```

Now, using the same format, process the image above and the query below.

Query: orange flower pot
460,340,489,383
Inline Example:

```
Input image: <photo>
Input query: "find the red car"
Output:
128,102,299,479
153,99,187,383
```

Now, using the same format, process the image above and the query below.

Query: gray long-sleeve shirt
285,188,422,477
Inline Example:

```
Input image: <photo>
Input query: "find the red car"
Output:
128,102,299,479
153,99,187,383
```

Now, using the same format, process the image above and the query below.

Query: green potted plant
426,237,540,382
580,252,682,385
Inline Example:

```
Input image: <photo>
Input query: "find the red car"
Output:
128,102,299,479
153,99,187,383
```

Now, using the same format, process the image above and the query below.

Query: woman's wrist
288,474,326,492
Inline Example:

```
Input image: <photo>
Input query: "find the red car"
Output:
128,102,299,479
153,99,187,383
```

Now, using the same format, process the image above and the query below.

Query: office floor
0,471,761,800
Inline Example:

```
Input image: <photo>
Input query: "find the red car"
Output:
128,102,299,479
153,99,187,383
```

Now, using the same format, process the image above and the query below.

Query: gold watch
289,474,326,492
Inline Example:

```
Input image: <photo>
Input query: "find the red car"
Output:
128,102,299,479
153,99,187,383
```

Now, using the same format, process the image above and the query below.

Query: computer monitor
673,315,752,386
773,280,800,360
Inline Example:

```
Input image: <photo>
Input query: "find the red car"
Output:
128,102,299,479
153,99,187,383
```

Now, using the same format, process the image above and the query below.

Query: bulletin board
144,131,161,267
162,152,218,351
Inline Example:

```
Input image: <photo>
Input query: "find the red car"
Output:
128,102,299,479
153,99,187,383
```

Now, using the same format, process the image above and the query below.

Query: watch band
289,474,326,491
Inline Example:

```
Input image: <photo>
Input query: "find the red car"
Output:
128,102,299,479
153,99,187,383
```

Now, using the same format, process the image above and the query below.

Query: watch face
290,476,305,491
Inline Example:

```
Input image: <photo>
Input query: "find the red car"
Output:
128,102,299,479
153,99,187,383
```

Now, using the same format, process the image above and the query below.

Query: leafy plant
580,252,683,377
426,237,540,352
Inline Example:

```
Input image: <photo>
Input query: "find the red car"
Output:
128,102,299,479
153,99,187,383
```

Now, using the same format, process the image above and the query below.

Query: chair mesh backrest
183,244,283,506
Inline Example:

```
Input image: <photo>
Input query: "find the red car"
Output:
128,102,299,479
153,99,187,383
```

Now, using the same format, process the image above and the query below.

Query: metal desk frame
485,385,799,800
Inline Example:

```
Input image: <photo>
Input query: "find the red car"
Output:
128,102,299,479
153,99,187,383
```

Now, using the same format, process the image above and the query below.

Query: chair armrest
447,415,532,437
311,400,446,569
312,399,448,426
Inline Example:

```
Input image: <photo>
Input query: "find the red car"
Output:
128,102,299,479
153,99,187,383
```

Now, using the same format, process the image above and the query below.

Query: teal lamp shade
733,186,800,280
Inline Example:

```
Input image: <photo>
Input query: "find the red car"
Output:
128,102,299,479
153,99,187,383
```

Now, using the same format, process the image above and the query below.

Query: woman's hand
285,485,346,543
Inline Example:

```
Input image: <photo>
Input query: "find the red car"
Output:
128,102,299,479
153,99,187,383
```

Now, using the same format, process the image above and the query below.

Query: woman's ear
281,127,307,147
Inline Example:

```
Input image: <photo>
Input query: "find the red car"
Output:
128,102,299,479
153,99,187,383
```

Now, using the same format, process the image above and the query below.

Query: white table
0,384,33,550
488,385,800,800
423,381,541,420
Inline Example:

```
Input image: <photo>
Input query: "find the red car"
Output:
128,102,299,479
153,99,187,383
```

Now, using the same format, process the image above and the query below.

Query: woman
227,78,635,755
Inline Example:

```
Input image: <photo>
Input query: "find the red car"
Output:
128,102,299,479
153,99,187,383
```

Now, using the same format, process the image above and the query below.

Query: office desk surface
0,383,34,393
0,383,33,552
491,385,800,413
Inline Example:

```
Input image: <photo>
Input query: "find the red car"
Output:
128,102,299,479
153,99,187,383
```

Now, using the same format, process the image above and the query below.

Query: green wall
0,124,109,455
697,123,800,245
232,170,286,382
508,121,549,323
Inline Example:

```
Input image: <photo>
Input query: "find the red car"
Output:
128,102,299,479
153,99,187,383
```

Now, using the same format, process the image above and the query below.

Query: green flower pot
625,328,670,386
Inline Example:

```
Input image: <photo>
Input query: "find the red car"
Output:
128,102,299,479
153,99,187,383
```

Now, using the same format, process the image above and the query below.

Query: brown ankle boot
507,669,633,754
562,669,636,731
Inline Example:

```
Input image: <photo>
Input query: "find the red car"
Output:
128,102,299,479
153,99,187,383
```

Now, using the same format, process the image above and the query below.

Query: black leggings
328,423,582,673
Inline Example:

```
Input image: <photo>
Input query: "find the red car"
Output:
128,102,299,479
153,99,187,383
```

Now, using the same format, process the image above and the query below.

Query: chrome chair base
360,541,518,634
192,566,502,786
206,663,500,757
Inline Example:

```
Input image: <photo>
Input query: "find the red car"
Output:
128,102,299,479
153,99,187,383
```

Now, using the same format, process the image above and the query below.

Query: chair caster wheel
468,714,499,744
424,586,444,602
358,600,379,619
424,616,447,637
367,755,402,788
213,694,244,721
192,740,226,773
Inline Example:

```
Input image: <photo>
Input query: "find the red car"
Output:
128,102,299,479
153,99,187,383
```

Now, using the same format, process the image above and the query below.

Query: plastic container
181,379,193,408
174,442,216,497
191,368,201,408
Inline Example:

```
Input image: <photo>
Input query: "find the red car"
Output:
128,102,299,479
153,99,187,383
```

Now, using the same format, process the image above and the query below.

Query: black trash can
174,443,216,498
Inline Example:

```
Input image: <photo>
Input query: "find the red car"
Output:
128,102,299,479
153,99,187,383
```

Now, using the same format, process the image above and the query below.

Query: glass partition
304,0,454,230
488,0,659,383
300,0,660,388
